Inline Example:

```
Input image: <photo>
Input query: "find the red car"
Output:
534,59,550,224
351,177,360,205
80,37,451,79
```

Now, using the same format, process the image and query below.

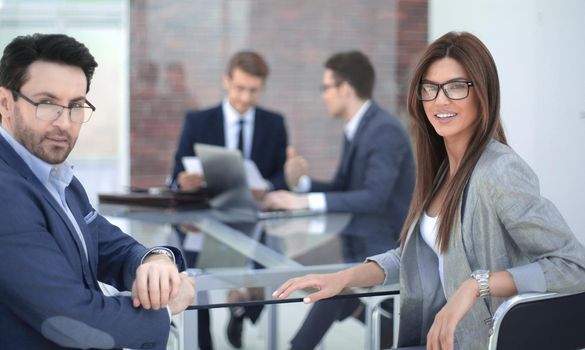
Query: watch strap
144,247,176,264
471,269,490,298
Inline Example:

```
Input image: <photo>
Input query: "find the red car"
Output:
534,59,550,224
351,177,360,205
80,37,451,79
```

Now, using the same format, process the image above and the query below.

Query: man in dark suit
170,51,287,192
0,33,194,349
169,51,288,349
263,51,415,349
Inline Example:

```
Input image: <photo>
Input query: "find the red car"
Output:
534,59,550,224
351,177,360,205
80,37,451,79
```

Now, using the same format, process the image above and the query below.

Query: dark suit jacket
171,104,288,190
312,102,415,247
0,135,185,350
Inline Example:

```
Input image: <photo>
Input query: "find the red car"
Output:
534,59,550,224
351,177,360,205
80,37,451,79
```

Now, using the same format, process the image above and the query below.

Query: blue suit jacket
170,104,288,190
312,102,415,249
0,135,185,350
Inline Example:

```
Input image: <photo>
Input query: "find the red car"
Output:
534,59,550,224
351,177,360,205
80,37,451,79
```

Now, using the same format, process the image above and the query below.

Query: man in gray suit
263,50,415,349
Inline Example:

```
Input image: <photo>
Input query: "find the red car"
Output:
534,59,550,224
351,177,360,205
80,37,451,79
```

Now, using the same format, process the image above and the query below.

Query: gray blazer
312,101,415,249
368,141,585,349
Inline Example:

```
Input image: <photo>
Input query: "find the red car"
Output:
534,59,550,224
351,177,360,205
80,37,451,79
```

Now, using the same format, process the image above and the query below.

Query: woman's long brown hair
400,32,507,253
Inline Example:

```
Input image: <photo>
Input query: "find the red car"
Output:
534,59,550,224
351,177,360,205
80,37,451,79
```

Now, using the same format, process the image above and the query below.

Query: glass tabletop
100,203,357,267
100,203,397,295
100,203,400,350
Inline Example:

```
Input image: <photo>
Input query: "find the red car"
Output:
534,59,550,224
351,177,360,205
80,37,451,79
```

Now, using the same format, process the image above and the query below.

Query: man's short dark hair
0,33,98,94
325,50,375,99
226,51,269,80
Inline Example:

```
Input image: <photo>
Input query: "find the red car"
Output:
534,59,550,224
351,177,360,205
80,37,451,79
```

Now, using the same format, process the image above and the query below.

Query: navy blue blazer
0,135,185,350
170,104,288,190
312,102,415,248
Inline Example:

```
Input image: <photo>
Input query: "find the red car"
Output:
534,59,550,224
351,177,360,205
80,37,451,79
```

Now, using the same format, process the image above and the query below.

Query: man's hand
177,171,204,192
284,146,308,189
168,272,196,315
132,253,181,310
262,190,309,210
251,188,267,201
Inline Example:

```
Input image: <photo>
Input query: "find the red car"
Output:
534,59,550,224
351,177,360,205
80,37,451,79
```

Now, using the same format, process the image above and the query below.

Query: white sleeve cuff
293,175,312,193
307,193,327,212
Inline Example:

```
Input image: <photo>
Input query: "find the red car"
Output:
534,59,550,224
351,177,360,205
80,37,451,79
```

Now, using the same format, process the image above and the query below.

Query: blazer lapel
250,112,264,163
0,137,94,285
397,218,426,346
211,107,226,146
339,103,375,180
65,186,99,280
443,204,492,349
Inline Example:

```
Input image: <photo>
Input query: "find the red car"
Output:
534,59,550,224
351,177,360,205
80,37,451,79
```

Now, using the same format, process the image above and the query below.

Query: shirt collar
0,126,74,187
344,100,371,142
222,97,255,126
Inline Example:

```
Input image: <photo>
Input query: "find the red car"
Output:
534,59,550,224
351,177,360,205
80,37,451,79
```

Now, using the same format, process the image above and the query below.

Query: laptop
194,143,321,220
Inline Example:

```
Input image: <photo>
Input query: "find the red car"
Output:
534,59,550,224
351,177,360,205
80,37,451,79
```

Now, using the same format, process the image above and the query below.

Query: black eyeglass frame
11,89,96,123
417,80,474,101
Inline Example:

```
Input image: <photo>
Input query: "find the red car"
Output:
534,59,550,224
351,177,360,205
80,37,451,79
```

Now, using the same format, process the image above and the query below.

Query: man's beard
13,106,76,165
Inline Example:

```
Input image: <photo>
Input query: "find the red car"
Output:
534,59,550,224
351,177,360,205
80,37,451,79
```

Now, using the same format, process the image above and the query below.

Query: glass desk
99,204,399,350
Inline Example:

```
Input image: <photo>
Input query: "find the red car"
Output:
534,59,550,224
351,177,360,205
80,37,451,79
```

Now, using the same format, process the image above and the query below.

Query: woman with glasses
273,31,585,350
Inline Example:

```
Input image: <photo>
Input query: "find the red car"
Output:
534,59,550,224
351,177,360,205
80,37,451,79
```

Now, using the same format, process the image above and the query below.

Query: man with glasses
0,33,194,349
263,51,415,349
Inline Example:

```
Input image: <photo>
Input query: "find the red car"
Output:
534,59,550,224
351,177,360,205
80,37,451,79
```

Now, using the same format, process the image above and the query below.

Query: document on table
182,156,203,174
243,159,269,190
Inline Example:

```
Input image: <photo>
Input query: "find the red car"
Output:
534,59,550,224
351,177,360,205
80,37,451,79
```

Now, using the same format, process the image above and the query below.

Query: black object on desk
98,189,209,210
186,289,399,311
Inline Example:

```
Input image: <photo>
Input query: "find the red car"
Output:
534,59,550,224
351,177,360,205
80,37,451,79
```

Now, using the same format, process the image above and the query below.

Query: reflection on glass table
100,205,399,350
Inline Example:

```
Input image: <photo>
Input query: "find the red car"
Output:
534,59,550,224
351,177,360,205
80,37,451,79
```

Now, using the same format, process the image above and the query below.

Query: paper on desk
243,159,268,190
182,156,203,174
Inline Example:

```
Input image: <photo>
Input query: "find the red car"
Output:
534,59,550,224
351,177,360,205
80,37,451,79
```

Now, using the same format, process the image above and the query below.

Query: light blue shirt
0,127,88,259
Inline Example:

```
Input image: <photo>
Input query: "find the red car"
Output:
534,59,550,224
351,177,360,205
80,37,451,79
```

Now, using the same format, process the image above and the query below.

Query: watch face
473,269,489,277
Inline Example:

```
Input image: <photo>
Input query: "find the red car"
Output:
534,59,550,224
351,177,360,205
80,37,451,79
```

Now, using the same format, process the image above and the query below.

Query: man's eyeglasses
320,82,342,92
417,80,474,101
11,89,95,123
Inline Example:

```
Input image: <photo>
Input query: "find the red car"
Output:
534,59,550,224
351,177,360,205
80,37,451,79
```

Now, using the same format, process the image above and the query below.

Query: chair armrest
488,291,585,350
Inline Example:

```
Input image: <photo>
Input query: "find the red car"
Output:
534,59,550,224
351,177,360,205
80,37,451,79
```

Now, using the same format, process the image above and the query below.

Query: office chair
362,293,400,350
488,291,585,350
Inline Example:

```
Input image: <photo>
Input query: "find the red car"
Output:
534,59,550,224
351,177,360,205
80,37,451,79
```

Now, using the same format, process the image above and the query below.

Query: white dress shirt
222,98,255,159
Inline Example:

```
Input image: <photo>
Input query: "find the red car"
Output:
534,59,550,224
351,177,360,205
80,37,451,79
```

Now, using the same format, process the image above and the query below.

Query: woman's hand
426,278,478,350
272,271,348,304
273,262,386,304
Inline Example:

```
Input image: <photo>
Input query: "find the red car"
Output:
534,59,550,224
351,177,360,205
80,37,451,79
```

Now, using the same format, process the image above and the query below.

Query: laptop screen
195,143,258,211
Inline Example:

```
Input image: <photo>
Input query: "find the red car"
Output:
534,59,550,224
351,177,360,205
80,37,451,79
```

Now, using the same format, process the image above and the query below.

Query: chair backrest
489,291,585,350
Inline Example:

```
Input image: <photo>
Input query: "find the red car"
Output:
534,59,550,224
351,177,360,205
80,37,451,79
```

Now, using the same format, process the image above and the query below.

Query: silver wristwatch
471,269,490,298
148,248,175,263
